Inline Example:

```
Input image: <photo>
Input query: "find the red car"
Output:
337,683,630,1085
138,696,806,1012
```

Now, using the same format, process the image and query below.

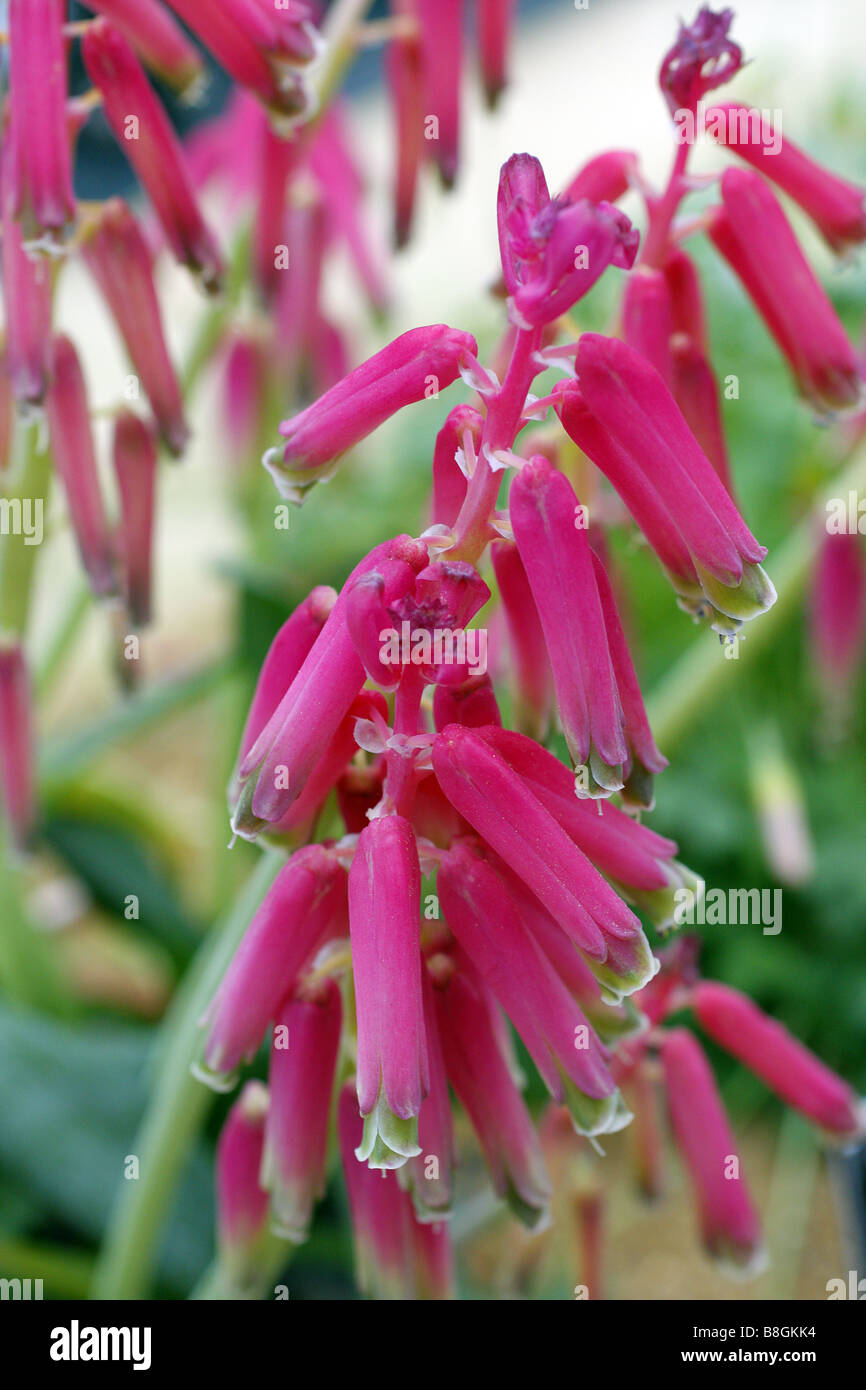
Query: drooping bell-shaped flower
438,840,625,1136
622,267,673,384
385,2,424,249
704,103,866,254
215,1081,271,1286
491,539,552,739
199,846,347,1085
478,0,515,108
432,724,656,997
81,199,189,455
266,326,477,502
233,536,427,837
349,815,429,1167
662,1027,764,1272
416,0,463,188
556,334,775,631
401,971,455,1223
809,528,866,718
262,978,342,1243
427,950,552,1228
44,335,116,599
431,404,483,529
6,0,76,248
0,642,35,853
111,411,157,627
84,0,204,92
707,169,863,415
693,982,864,1137
510,455,627,795
81,21,224,293
497,154,639,329
1,165,53,408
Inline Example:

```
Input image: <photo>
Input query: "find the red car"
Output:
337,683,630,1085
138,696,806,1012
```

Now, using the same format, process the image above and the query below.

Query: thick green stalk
90,849,283,1300
0,420,51,640
647,442,866,753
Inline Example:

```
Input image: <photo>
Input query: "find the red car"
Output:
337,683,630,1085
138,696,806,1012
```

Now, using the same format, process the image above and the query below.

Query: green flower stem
646,441,866,754
0,420,51,640
0,1237,94,1299
90,849,284,1300
190,1231,294,1301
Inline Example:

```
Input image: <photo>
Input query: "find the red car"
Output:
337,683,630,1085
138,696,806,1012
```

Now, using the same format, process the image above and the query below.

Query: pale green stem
0,419,51,640
90,849,283,1300
646,442,866,753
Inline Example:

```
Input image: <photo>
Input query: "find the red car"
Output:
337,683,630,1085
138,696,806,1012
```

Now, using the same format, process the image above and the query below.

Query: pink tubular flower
6,0,75,246
432,724,657,998
262,979,342,1243
810,528,866,708
661,1027,764,1272
45,335,116,599
81,0,203,92
0,642,35,853
0,184,53,407
236,587,337,776
663,246,708,349
412,1219,454,1300
310,110,388,316
591,550,668,810
670,334,734,495
562,150,638,206
251,117,297,306
475,726,693,931
693,982,864,1138
266,326,478,503
433,672,501,730
111,411,157,626
402,972,455,1221
233,536,427,837
491,540,552,739
82,199,189,455
165,0,316,118
707,169,863,415
221,333,268,461
199,845,347,1084
556,334,775,630
478,0,515,109
81,21,224,293
348,815,429,1167
339,1084,442,1299
431,404,483,529
658,5,742,117
509,455,630,796
438,841,624,1136
622,267,673,384
216,1081,271,1279
428,952,552,1228
417,0,462,188
704,103,866,255
272,199,329,384
497,154,639,328
385,7,424,248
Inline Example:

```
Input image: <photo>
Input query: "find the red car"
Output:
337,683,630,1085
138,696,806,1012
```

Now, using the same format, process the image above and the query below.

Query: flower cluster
196,8,865,1298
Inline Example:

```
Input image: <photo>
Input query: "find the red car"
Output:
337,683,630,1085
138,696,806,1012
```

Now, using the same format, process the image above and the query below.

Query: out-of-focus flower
82,199,189,455
662,1027,764,1272
215,1081,271,1287
111,411,158,627
81,0,204,93
6,0,75,248
707,169,863,416
809,527,866,718
693,983,865,1138
705,103,866,254
82,21,224,293
44,335,116,598
0,641,35,852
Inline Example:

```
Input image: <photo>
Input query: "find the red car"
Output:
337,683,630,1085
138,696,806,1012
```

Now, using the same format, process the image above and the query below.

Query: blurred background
1,0,865,1299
